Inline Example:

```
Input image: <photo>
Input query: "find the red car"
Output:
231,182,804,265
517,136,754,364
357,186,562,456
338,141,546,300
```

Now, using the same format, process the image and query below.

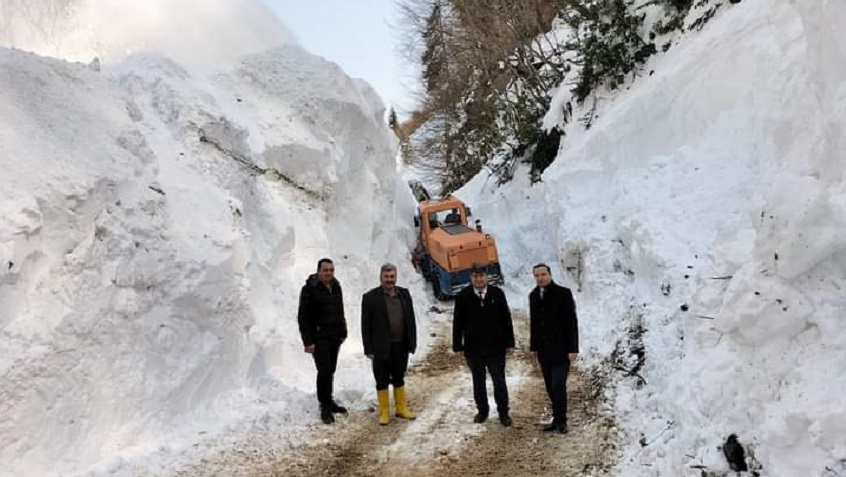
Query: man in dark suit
298,258,348,424
529,263,579,434
361,263,418,426
453,265,515,426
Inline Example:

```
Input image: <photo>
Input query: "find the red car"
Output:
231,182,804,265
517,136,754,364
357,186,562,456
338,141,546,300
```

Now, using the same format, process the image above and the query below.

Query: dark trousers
466,353,509,416
372,342,410,390
540,358,570,424
312,339,342,408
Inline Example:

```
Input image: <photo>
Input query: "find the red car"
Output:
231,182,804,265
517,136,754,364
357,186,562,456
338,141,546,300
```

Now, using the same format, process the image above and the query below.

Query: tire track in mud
417,349,620,477
285,333,469,477
175,311,619,477
268,311,618,477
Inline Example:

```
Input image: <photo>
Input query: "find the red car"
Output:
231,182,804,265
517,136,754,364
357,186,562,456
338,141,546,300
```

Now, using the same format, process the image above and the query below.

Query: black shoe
329,402,348,414
499,414,513,427
556,422,569,434
320,408,335,424
542,421,558,432
473,412,489,423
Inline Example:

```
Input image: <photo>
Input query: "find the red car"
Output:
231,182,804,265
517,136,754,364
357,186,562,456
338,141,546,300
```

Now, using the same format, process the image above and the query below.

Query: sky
264,0,418,112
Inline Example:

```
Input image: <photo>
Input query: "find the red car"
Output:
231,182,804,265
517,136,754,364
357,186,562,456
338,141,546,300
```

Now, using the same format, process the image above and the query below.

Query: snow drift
0,37,419,477
459,0,846,475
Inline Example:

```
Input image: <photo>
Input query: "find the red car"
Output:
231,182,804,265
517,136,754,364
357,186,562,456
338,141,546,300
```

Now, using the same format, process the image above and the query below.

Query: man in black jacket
529,263,579,434
453,265,515,426
298,258,348,424
361,263,418,425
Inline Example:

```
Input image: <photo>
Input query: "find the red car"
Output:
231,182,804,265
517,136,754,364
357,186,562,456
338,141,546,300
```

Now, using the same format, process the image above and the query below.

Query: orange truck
413,196,504,299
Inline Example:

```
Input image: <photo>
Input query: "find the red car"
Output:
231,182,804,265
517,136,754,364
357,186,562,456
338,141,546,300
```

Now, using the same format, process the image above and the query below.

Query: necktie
478,290,484,305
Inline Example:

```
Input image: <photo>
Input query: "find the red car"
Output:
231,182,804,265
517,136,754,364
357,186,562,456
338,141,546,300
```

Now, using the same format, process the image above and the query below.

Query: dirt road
172,312,619,477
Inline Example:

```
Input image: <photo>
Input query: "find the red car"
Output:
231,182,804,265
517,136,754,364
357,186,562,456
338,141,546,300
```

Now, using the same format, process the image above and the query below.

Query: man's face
318,262,335,284
533,267,552,287
471,272,488,289
381,270,397,289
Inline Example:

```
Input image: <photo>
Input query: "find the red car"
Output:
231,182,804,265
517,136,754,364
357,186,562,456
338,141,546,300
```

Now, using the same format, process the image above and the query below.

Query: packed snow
0,11,428,475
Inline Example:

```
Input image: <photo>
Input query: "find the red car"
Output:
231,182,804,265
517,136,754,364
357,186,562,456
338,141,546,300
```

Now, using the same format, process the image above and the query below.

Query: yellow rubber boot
377,389,391,426
394,386,416,420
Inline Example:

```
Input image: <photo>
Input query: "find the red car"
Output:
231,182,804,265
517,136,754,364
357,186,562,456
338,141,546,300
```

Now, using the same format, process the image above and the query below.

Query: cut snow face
458,0,846,476
0,41,424,477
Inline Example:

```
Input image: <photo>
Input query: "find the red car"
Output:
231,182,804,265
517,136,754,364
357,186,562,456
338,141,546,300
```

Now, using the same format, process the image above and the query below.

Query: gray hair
380,263,397,274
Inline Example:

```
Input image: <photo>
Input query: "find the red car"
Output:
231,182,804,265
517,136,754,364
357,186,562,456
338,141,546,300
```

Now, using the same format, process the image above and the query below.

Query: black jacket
453,285,515,355
297,274,347,345
529,281,579,364
360,286,418,359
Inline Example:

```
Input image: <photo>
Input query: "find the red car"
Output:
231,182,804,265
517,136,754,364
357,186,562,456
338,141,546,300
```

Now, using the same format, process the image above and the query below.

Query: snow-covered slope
0,42,421,477
459,0,846,475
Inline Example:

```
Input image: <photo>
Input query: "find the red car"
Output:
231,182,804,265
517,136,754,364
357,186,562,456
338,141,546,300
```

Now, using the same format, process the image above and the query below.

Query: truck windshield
428,208,463,228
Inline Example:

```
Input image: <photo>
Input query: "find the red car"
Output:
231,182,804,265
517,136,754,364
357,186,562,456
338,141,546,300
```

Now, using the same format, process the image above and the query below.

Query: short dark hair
317,258,334,271
470,263,487,275
532,263,551,273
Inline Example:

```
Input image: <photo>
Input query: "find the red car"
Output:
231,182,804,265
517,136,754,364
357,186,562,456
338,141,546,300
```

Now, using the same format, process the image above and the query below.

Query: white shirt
475,287,487,300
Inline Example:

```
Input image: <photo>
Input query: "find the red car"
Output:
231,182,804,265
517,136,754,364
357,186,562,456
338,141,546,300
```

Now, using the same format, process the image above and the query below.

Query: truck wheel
432,277,447,301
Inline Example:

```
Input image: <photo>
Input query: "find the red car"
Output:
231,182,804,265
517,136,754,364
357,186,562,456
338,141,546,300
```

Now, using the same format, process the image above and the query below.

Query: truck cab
414,196,504,299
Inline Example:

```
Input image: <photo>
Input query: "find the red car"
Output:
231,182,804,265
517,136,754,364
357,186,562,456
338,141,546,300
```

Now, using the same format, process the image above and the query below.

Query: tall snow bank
0,0,294,69
0,43,418,477
460,0,846,475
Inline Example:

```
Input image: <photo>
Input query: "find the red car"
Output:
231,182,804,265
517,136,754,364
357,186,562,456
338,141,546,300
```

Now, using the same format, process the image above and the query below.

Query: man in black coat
529,263,579,434
453,265,515,426
361,263,418,425
298,258,348,424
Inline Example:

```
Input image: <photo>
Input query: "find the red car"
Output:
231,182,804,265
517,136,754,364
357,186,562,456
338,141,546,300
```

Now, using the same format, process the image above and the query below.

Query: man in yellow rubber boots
361,263,418,425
